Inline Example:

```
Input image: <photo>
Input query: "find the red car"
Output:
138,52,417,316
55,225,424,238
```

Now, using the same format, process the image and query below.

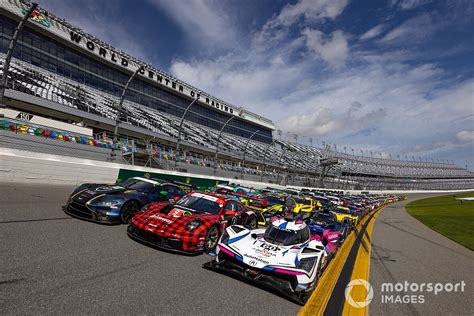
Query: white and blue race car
203,218,327,304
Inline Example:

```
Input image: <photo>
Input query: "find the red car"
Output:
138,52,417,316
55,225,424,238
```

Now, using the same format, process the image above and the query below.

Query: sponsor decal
15,112,33,121
249,260,257,266
255,248,276,257
149,214,173,225
191,192,219,202
244,254,270,265
260,243,281,252
22,9,50,28
169,208,187,218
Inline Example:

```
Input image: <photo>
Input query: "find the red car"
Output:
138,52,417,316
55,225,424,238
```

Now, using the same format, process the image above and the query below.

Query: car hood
134,207,216,230
72,184,133,202
226,231,304,269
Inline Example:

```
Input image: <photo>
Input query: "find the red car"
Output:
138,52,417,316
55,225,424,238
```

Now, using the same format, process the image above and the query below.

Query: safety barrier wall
0,147,473,193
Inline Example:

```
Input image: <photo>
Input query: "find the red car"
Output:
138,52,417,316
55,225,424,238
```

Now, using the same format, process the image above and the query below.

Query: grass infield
406,192,474,250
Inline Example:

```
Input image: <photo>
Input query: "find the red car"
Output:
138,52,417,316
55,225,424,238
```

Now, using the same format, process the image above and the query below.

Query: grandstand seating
1,56,473,190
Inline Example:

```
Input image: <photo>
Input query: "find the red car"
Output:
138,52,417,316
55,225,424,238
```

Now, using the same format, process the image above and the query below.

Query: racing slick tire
248,216,257,229
204,226,220,253
120,201,141,224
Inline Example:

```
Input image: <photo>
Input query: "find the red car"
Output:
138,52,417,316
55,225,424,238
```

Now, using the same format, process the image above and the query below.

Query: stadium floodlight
0,2,38,116
174,97,199,169
109,65,144,162
213,116,235,176
240,129,260,179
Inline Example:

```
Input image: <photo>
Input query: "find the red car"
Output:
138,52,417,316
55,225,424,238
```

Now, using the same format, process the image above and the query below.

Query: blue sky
38,0,474,169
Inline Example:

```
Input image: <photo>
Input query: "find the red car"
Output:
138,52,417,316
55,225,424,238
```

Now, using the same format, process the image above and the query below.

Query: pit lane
0,183,301,315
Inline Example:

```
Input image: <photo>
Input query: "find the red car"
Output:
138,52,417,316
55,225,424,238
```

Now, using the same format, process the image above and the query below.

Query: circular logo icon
249,260,257,266
345,279,374,308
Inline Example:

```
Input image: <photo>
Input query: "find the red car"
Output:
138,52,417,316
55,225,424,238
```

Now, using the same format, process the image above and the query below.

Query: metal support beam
212,116,235,176
240,129,260,179
0,2,38,114
259,140,280,182
174,97,198,168
109,65,144,162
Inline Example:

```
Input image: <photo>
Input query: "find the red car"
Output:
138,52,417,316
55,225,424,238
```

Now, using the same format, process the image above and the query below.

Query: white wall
0,148,472,193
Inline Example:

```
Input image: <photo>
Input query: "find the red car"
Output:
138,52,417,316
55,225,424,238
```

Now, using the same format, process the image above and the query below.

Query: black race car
63,177,188,224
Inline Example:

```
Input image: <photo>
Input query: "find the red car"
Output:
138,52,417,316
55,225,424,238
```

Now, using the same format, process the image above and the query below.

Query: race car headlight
220,230,229,244
297,257,317,273
137,204,150,214
186,219,201,231
95,200,122,206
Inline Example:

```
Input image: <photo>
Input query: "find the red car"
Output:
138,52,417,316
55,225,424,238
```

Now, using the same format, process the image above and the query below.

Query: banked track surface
369,194,474,316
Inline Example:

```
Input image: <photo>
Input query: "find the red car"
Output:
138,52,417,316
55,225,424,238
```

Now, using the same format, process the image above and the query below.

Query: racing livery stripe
229,232,250,244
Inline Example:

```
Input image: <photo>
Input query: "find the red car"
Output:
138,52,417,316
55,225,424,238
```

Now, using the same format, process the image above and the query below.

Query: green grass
406,192,474,251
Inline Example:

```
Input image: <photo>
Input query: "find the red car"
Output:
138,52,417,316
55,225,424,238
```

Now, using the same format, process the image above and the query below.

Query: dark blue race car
63,177,188,224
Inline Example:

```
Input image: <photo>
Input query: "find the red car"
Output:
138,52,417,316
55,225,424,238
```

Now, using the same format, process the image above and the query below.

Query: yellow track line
342,209,383,316
299,206,384,316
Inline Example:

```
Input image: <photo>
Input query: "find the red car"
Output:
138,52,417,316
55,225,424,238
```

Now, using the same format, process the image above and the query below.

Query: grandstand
0,0,473,190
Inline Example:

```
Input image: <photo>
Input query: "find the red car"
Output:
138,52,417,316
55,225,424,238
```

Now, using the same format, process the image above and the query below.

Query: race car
63,177,187,224
310,211,351,245
255,196,316,226
332,206,359,229
294,197,318,215
307,219,344,250
127,192,258,253
203,218,327,305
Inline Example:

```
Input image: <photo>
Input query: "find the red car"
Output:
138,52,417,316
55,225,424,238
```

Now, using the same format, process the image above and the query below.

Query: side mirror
251,233,258,239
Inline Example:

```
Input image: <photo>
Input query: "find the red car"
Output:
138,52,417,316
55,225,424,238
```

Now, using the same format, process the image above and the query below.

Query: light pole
240,129,260,179
260,139,279,182
174,97,198,168
0,2,38,115
110,65,144,162
212,116,235,176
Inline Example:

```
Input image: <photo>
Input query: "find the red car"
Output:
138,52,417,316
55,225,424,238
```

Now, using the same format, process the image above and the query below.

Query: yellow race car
253,196,318,226
333,206,359,228
294,197,319,215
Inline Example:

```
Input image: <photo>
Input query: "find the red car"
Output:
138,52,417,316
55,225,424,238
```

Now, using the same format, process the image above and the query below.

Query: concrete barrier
0,147,472,193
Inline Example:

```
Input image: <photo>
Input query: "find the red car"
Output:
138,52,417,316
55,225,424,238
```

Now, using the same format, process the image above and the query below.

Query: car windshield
335,208,351,215
264,225,309,246
118,179,155,192
175,195,221,214
266,196,282,205
296,198,311,205
317,212,335,221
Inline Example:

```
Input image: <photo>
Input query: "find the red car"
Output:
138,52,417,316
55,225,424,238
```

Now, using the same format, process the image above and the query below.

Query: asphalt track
0,183,300,315
370,194,474,315
1,185,473,315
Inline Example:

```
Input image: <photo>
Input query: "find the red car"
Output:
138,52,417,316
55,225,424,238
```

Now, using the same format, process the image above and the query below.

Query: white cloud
390,0,432,10
456,131,474,143
279,108,340,136
379,14,435,45
302,29,349,67
276,0,349,26
253,0,348,51
147,0,239,52
360,24,386,41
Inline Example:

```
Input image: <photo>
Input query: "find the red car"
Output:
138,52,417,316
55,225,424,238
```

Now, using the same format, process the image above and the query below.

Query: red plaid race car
127,192,258,253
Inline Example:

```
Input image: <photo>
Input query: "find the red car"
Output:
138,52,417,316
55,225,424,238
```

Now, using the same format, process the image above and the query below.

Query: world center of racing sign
2,0,275,130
